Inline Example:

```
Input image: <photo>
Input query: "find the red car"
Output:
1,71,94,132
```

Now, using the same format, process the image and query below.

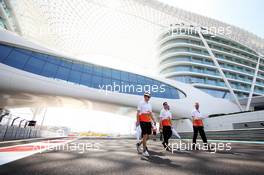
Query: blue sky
162,0,264,38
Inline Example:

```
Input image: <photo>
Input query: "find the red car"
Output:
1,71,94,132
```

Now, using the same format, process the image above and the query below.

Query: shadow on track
140,150,181,169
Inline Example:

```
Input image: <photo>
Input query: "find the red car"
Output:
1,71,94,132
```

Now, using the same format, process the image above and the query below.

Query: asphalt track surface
0,137,263,175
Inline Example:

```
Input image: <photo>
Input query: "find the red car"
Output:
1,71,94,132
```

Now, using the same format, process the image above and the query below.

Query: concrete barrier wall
170,111,264,141
177,129,264,141
203,111,264,131
173,110,264,132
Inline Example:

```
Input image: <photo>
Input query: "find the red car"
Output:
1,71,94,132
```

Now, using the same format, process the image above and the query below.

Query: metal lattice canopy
9,0,264,74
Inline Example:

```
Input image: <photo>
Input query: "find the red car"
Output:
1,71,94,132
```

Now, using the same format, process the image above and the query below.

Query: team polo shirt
137,100,152,122
160,108,172,126
191,109,204,127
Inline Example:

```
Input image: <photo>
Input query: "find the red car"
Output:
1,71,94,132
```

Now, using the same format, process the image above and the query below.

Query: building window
4,49,30,69
24,57,45,74
55,66,70,81
0,44,12,62
41,63,58,78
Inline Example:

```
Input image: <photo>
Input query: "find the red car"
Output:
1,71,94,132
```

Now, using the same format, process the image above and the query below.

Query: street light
11,117,20,126
19,119,26,127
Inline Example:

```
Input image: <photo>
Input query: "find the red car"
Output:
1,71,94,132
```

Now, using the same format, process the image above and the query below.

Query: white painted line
0,137,78,166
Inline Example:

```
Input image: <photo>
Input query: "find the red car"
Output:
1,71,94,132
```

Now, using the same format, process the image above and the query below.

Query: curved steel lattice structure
0,0,263,73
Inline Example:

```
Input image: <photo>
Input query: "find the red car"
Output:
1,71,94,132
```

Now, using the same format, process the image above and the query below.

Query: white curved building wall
0,30,240,119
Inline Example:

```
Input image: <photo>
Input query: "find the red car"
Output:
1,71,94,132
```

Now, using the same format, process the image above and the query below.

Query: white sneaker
142,150,150,157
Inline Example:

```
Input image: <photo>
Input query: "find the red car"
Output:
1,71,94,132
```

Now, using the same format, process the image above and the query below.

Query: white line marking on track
0,137,79,166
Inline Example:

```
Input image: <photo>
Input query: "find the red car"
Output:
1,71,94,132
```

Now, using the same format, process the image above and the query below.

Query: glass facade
0,44,185,99
158,28,264,99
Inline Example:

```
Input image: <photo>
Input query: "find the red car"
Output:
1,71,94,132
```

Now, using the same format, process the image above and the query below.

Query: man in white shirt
191,102,208,150
160,102,172,150
136,92,155,157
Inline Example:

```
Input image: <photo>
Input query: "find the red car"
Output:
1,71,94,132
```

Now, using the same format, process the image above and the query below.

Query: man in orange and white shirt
192,102,208,150
136,92,155,157
160,102,172,150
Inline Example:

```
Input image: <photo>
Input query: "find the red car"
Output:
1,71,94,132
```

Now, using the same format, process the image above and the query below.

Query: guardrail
0,110,40,141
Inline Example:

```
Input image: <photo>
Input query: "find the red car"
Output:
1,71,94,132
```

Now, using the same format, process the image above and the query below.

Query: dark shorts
163,126,172,137
140,122,152,136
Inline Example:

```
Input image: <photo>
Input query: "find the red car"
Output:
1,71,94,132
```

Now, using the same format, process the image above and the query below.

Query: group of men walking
136,92,209,157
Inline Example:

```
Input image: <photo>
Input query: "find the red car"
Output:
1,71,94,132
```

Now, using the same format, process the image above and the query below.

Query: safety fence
0,109,40,141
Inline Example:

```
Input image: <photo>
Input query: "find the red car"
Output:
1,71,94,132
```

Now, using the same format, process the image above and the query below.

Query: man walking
136,92,155,157
192,102,208,150
160,102,172,151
